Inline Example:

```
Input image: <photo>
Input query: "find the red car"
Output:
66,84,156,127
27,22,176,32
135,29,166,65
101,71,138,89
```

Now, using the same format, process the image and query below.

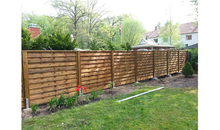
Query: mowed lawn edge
22,86,198,130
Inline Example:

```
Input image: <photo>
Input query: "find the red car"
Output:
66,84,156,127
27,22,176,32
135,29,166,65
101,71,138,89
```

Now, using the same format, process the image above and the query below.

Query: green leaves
22,27,32,50
48,98,56,110
47,31,78,50
89,39,100,50
121,42,132,50
31,103,39,114
91,89,99,99
182,61,194,77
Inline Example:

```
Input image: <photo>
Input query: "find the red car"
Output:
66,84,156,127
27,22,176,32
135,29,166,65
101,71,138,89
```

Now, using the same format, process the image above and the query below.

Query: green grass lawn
22,85,198,130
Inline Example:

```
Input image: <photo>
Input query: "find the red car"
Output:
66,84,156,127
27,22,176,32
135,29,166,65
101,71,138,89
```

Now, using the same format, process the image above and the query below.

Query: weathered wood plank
28,70,77,79
28,62,76,68
29,75,77,84
28,66,77,74
27,52,76,57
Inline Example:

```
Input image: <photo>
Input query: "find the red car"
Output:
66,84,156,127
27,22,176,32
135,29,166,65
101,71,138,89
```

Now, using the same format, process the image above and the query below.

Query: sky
21,0,196,31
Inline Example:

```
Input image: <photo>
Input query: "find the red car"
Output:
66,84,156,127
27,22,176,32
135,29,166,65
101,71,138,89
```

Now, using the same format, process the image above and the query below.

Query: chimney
155,26,158,30
27,23,40,39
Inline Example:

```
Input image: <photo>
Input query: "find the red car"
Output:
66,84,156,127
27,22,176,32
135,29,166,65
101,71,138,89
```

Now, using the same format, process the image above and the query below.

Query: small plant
56,93,66,108
108,82,113,93
65,95,76,107
31,103,39,114
85,95,90,102
99,89,103,95
182,61,194,77
74,92,79,103
91,89,99,99
48,98,56,110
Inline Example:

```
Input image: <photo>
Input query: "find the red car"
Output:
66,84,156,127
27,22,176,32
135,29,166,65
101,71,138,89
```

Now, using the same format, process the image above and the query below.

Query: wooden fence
21,50,188,108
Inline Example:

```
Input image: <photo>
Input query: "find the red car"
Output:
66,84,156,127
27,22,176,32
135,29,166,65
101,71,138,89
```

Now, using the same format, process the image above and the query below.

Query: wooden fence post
186,51,189,63
135,51,138,82
178,51,180,72
167,51,169,75
153,50,156,78
77,51,81,88
22,50,30,108
111,51,115,87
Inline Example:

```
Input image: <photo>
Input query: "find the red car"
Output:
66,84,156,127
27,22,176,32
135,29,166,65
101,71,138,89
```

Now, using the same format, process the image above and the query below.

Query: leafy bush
31,34,48,50
47,31,78,50
107,40,116,50
22,27,32,50
90,39,100,50
188,48,198,70
31,103,39,114
121,42,132,50
182,61,194,77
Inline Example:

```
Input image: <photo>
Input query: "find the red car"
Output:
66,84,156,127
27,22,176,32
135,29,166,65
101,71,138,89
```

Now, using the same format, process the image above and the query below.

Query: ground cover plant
22,85,198,130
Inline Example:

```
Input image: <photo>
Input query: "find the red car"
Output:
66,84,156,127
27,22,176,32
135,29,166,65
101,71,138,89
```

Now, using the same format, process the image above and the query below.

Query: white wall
179,33,198,46
148,32,198,47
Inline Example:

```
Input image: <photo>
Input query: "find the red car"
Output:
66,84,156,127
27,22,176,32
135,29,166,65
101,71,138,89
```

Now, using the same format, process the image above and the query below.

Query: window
186,35,192,40
154,39,158,43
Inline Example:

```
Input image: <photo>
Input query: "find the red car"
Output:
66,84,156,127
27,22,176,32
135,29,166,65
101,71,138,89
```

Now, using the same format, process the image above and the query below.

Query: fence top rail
25,50,77,53
23,50,188,53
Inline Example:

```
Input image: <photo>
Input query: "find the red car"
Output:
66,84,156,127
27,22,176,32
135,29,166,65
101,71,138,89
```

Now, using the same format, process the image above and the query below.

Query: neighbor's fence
21,50,188,108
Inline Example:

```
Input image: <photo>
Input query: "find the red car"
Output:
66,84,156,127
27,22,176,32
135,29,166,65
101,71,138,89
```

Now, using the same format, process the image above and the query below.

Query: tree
182,61,194,77
85,0,108,47
190,0,198,23
47,31,78,50
159,20,180,46
115,16,146,46
51,0,86,39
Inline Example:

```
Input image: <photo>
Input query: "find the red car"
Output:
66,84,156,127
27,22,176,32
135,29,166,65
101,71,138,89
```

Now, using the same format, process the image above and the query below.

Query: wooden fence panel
136,51,154,81
21,54,25,108
179,51,188,71
114,51,136,86
80,51,112,93
168,51,179,74
26,50,78,105
155,51,168,77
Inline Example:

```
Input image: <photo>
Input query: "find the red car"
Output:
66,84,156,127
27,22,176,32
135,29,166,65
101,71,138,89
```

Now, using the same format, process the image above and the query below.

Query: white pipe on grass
117,87,164,102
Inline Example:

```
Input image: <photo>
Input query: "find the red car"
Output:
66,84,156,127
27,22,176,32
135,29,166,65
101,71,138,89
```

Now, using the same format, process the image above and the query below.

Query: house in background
27,23,41,39
131,39,175,51
144,22,198,47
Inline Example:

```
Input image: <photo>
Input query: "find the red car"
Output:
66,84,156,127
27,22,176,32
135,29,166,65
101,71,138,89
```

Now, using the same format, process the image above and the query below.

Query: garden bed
22,72,198,121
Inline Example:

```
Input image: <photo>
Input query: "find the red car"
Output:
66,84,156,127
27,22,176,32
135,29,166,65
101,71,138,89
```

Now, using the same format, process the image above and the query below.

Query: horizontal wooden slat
81,56,111,61
28,57,76,63
29,75,77,84
28,66,77,74
81,66,111,73
29,84,77,95
115,79,135,86
81,70,111,77
81,63,111,69
81,77,112,85
80,52,111,56
28,62,76,68
114,70,135,76
114,73,135,79
29,79,77,90
81,60,111,65
27,52,76,57
81,74,112,81
28,70,77,79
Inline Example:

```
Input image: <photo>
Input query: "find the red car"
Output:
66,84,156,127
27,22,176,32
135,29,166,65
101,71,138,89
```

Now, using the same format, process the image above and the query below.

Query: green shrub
188,48,198,70
121,42,132,50
99,89,103,95
22,27,32,50
182,61,194,77
90,39,100,50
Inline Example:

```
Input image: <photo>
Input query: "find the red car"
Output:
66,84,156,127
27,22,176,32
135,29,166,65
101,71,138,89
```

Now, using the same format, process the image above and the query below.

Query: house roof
131,39,175,49
185,43,198,49
145,22,198,39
